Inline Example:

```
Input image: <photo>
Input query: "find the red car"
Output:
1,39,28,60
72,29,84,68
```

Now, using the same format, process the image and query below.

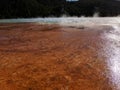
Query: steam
93,12,100,17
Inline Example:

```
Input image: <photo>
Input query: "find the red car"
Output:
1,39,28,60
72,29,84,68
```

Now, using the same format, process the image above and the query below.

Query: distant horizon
66,0,79,2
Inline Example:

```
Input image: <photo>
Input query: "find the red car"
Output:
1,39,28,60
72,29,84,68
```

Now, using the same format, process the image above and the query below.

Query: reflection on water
1,17,120,89
103,24,120,90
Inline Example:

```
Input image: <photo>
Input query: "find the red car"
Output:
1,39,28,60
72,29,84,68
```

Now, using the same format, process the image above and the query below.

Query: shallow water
0,17,120,25
102,23,120,90
0,17,120,89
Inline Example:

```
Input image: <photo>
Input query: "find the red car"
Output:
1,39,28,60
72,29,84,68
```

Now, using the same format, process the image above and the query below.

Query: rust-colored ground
0,23,114,90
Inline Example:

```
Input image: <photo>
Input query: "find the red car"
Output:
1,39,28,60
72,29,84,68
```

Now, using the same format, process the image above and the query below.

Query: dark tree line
0,0,120,18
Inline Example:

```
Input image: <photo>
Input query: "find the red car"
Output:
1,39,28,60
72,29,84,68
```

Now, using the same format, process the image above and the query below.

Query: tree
0,0,120,18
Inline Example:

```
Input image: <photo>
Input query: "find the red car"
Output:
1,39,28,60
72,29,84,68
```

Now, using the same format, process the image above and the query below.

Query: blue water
0,18,60,23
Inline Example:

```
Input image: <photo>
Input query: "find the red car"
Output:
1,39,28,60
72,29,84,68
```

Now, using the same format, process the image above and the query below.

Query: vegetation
0,0,120,18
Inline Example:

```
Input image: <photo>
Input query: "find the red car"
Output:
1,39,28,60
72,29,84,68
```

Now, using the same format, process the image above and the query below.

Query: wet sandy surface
0,23,119,90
